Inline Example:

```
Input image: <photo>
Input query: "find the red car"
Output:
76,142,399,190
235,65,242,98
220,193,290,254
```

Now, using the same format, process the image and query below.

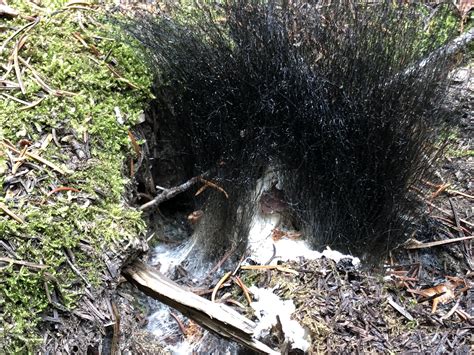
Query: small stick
446,189,474,200
440,299,460,320
224,299,246,309
404,236,474,249
139,171,210,210
206,245,237,279
430,183,450,200
424,199,474,228
387,295,414,321
211,271,231,302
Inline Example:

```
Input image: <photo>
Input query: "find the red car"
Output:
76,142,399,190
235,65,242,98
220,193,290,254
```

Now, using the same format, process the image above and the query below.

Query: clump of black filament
126,1,461,263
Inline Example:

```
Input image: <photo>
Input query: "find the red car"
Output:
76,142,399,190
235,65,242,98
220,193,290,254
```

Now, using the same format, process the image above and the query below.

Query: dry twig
404,236,474,249
139,171,210,210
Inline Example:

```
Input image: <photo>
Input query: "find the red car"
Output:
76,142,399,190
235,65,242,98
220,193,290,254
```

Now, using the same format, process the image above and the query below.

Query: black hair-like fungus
126,1,463,263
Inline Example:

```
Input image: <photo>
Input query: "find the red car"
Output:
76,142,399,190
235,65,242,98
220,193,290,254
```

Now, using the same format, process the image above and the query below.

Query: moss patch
0,1,151,352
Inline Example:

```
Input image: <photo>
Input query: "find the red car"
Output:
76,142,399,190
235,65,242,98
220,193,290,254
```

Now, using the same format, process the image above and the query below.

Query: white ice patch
250,286,310,352
148,304,195,355
149,238,197,275
247,169,360,267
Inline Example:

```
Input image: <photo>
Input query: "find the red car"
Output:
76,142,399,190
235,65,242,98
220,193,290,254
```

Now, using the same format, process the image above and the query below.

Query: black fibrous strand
125,1,462,263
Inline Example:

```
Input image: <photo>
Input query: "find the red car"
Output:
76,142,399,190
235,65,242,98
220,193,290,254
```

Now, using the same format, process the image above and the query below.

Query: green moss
0,1,152,352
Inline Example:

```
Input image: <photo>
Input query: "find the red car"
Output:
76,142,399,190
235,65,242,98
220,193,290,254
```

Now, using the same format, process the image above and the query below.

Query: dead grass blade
198,177,229,199
211,271,231,302
0,16,40,53
0,256,47,270
0,202,24,223
1,140,68,175
233,276,252,305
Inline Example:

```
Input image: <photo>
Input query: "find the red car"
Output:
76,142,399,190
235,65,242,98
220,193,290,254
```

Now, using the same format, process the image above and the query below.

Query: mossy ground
0,1,152,352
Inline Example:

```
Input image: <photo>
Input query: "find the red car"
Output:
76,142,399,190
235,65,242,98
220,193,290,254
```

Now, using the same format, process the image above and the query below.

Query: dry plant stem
425,199,474,227
205,245,237,279
0,202,24,223
240,265,299,274
139,171,210,210
0,256,47,270
198,178,229,199
440,300,460,320
211,271,231,302
18,97,46,111
430,183,450,200
18,56,76,96
234,276,252,305
446,189,474,199
405,236,474,249
1,92,31,105
13,40,25,94
169,311,187,336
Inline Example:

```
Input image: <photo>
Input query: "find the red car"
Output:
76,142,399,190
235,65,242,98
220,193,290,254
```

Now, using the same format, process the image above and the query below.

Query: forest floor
0,1,472,354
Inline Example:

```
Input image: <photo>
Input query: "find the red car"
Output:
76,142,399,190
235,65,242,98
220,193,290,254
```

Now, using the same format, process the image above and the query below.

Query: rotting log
122,261,278,354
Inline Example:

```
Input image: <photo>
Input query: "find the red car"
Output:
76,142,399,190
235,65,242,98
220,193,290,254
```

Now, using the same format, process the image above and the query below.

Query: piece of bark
122,261,278,354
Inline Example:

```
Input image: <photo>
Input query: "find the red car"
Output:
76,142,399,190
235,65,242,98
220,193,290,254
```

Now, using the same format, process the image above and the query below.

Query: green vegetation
0,1,152,352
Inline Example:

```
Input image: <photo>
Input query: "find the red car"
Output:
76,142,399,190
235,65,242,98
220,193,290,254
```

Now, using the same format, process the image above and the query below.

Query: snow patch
247,170,360,267
250,286,310,352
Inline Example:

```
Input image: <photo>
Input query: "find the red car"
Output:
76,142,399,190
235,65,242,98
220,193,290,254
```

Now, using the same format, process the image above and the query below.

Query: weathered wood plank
122,261,278,354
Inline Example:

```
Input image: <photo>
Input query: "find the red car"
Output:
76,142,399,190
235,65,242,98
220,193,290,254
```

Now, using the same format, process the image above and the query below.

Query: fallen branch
139,171,210,211
394,27,474,83
122,261,278,354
